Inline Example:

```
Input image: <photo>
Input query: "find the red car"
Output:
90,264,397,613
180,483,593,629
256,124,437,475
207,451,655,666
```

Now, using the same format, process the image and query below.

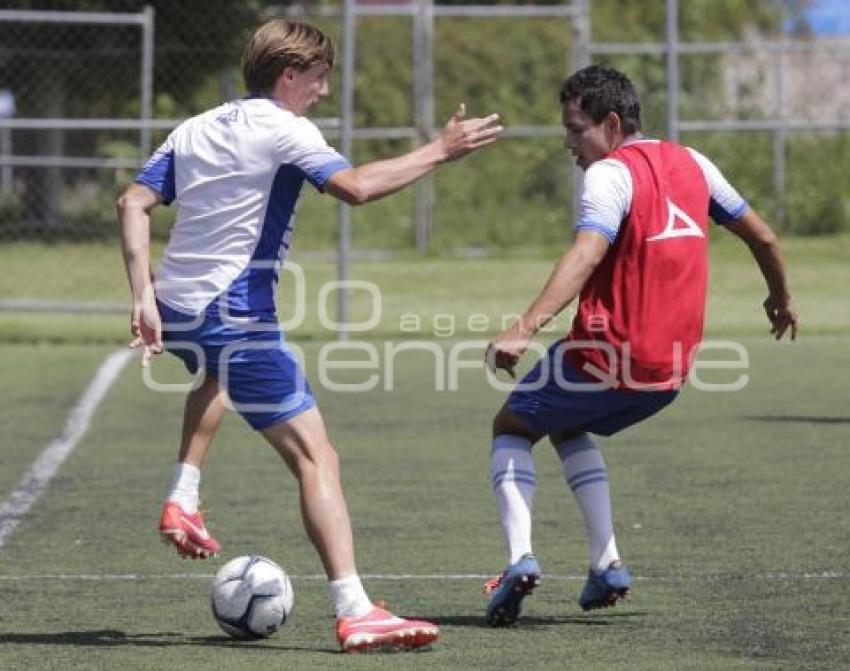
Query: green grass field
0,239,848,669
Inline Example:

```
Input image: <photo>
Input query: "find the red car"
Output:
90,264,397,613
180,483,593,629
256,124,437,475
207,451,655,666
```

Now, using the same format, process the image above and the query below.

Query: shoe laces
483,572,506,594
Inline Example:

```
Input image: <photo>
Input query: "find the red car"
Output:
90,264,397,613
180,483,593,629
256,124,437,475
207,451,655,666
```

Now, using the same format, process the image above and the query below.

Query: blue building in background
789,0,850,35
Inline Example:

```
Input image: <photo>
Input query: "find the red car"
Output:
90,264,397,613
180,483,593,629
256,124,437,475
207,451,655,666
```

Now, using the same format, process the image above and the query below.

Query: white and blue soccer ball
210,555,294,639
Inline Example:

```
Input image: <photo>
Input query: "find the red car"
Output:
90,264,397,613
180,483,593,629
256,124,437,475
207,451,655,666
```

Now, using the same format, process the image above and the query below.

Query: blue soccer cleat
484,553,542,626
579,560,631,611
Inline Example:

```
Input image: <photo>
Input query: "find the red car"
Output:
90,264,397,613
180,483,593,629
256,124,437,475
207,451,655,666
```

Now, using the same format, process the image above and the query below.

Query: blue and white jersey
575,139,748,243
136,98,350,315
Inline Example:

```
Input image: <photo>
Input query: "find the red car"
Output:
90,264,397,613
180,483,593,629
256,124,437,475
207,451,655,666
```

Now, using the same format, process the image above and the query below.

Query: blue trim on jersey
211,164,304,316
710,197,748,225
304,157,351,191
135,149,176,204
575,222,618,243
256,163,302,261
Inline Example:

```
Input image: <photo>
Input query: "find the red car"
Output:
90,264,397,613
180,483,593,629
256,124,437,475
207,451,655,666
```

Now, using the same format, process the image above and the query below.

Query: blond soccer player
118,19,501,652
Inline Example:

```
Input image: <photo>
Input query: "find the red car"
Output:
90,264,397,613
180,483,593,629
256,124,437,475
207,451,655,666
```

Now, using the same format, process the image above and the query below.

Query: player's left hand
485,328,530,379
438,102,503,162
763,294,798,341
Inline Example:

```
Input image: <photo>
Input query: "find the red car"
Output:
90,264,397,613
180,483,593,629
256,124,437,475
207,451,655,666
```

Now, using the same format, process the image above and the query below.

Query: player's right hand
485,328,530,379
762,294,798,341
129,288,163,367
438,102,503,162
485,344,520,379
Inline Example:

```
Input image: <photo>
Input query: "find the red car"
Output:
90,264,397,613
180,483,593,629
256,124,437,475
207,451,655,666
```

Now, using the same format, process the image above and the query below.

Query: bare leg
261,406,356,581
262,407,443,649
493,403,545,443
179,373,228,467
160,373,228,558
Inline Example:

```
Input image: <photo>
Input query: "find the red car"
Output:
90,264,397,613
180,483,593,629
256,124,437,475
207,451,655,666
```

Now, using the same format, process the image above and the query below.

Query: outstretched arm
486,231,610,377
117,182,164,366
324,103,502,205
724,208,798,340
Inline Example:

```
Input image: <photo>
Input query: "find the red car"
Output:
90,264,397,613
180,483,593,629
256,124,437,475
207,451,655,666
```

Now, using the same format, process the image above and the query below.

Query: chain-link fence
0,1,848,303
0,7,151,239
0,1,253,245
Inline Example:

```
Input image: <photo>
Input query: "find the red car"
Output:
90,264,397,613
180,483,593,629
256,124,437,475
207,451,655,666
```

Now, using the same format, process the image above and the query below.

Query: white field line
0,571,845,582
0,348,134,549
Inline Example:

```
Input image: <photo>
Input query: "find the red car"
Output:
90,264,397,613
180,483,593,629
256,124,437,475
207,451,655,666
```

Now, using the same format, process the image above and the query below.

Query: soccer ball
210,555,294,639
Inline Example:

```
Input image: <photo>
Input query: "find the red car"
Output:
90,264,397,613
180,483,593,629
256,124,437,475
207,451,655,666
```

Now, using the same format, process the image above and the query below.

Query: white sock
556,434,620,571
166,462,200,514
329,574,373,619
490,434,536,565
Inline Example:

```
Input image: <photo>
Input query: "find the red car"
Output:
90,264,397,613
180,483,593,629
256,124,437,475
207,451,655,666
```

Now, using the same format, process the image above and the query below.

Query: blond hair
242,19,335,95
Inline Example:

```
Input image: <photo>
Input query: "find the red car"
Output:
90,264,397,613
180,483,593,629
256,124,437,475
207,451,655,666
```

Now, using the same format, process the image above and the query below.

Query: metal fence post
572,0,591,71
0,128,10,193
140,5,154,159
571,0,591,227
337,0,356,340
413,0,434,253
666,0,679,142
773,47,787,228
0,89,12,193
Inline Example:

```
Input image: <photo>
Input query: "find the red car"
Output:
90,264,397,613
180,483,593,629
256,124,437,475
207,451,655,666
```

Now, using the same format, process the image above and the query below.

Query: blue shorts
508,340,678,437
158,301,315,431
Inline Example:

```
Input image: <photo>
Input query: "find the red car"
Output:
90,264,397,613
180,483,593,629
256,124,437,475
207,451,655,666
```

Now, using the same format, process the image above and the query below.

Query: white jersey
575,138,748,243
136,97,350,315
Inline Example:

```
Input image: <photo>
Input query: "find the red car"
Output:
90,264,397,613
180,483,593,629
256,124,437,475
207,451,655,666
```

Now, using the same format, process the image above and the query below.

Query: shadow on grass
427,611,649,628
0,629,336,653
744,415,850,424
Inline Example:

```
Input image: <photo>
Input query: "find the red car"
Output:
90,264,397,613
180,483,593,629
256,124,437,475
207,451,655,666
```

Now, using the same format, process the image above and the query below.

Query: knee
305,438,340,473
492,408,512,439
492,405,542,443
289,441,341,487
491,413,503,438
272,430,340,480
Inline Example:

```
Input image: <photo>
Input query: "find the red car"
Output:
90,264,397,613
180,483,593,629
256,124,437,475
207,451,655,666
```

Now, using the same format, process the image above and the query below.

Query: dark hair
559,65,641,134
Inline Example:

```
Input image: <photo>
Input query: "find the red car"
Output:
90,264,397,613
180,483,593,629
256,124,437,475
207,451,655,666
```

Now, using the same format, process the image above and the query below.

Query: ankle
329,575,373,619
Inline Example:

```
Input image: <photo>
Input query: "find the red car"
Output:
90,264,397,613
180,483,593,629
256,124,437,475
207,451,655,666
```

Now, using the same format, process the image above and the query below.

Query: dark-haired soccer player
482,65,797,626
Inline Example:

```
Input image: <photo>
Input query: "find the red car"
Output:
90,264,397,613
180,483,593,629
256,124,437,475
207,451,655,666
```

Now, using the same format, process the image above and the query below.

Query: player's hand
763,294,798,341
129,289,163,367
485,328,531,379
437,103,502,162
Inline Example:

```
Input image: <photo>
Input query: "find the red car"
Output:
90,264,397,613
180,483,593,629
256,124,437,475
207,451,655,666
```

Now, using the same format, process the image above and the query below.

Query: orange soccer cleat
336,606,439,653
158,501,221,559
